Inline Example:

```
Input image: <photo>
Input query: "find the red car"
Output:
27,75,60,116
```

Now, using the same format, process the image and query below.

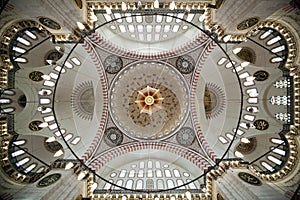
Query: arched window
157,179,164,189
173,169,181,177
0,107,15,113
24,163,37,173
103,180,113,189
43,115,55,122
128,170,135,178
43,80,55,87
2,90,15,95
260,30,273,39
267,155,282,165
271,138,284,145
244,114,255,121
125,180,133,189
138,170,143,178
71,137,81,145
267,36,281,45
156,169,162,177
271,147,285,156
218,136,228,144
164,169,171,177
187,179,197,189
16,157,30,167
0,98,11,104
261,161,274,172
119,169,126,178
24,30,37,40
110,172,117,178
115,180,123,189
147,170,153,178
217,57,227,65
271,57,283,63
136,179,143,189
167,179,175,188
36,167,45,173
177,179,185,189
64,134,73,141
16,37,31,46
39,98,51,104
11,150,25,157
13,140,26,146
146,179,154,189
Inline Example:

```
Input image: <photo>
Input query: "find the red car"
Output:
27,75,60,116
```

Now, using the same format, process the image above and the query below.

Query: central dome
109,62,189,140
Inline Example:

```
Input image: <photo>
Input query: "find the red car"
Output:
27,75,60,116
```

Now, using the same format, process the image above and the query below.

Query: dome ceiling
0,0,298,199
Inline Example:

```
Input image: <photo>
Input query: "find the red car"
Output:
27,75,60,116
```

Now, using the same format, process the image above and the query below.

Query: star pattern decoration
135,86,164,116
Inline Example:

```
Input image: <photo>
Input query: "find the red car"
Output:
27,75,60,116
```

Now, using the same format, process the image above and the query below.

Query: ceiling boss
135,86,164,116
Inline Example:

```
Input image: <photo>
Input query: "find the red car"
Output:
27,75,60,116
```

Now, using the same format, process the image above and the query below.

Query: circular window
104,55,123,74
253,119,269,130
28,120,43,131
29,71,44,82
176,55,195,74
238,172,261,186
237,17,260,30
104,127,123,147
45,50,63,65
38,17,61,30
176,127,195,146
253,70,269,81
44,139,63,153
